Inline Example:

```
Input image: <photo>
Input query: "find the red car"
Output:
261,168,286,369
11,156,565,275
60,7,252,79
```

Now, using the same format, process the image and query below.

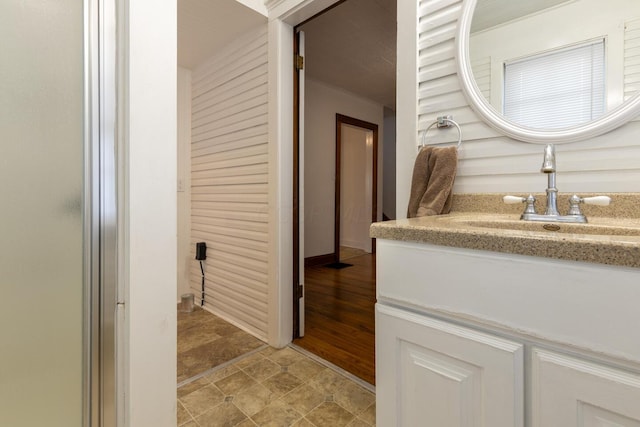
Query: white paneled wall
411,0,640,203
625,17,640,101
190,25,269,340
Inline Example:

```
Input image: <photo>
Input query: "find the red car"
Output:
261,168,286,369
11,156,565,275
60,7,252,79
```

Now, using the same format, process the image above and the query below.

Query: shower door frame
85,0,118,424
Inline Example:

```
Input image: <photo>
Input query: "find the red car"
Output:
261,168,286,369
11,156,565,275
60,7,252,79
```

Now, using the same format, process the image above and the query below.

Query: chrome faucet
504,144,611,223
540,144,559,216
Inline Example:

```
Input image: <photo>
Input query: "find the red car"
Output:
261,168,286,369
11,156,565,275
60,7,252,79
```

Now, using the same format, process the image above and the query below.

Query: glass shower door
0,0,87,425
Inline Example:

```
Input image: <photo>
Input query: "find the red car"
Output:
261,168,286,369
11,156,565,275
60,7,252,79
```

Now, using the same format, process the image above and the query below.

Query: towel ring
418,116,463,151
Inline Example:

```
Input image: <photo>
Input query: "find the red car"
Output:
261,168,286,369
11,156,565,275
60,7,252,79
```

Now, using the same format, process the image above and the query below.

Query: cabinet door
532,349,640,426
376,304,524,427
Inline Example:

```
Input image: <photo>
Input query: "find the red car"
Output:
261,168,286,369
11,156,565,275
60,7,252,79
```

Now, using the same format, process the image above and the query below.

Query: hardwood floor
294,252,376,385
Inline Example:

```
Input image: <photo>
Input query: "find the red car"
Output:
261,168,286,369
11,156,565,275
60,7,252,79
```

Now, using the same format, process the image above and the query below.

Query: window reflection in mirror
469,0,640,130
503,39,605,129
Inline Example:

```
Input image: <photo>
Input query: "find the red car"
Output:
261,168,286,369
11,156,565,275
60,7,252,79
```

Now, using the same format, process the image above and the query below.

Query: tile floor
178,346,376,427
177,306,376,426
178,305,265,382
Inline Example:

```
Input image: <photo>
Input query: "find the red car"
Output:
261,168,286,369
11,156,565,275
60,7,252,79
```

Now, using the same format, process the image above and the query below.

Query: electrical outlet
195,242,207,260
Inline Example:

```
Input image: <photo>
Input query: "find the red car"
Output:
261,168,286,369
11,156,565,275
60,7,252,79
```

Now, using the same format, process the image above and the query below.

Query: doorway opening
334,114,378,263
292,0,397,385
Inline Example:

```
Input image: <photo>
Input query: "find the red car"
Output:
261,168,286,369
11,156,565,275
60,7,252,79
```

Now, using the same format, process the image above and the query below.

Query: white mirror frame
456,0,640,144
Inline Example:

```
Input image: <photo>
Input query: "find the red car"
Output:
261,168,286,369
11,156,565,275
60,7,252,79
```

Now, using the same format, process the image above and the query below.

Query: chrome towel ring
418,115,463,151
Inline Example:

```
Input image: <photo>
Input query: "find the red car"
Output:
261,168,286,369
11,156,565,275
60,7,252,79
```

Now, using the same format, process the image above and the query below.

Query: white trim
267,18,294,347
267,0,339,24
457,0,640,144
396,0,418,218
118,0,177,425
377,304,524,354
235,0,268,16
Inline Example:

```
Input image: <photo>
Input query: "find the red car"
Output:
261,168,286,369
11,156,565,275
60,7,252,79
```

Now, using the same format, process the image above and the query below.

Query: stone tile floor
178,346,376,427
178,306,264,382
177,306,376,427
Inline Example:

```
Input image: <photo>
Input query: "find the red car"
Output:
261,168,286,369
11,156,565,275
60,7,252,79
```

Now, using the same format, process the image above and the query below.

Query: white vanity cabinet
531,349,640,426
375,238,640,426
376,304,524,427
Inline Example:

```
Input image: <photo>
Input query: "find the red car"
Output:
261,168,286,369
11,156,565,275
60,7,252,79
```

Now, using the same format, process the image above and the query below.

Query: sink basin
451,217,640,237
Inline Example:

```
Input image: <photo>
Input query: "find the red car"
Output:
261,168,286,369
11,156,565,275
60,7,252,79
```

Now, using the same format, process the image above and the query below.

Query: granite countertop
370,194,640,268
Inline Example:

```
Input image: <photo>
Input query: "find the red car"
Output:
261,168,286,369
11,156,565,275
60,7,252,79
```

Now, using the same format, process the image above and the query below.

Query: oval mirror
457,0,640,143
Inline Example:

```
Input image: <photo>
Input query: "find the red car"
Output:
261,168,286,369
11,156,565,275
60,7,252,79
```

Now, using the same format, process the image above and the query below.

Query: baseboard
341,239,368,252
304,253,336,267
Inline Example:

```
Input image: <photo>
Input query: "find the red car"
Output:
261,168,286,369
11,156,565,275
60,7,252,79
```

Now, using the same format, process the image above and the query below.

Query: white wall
190,24,270,340
340,125,373,252
304,78,384,258
177,67,192,302
121,0,177,425
396,0,640,217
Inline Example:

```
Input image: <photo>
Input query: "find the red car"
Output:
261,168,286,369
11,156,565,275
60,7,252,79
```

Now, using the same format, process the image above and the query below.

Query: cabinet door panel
400,342,483,426
376,304,524,427
532,349,640,426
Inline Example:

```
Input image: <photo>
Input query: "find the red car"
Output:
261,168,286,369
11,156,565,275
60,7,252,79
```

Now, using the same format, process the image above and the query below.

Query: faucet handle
504,195,537,215
503,195,526,204
567,195,611,216
582,196,612,206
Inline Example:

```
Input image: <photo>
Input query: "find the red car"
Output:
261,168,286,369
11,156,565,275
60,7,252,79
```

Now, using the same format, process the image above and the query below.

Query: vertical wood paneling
416,0,640,195
190,25,269,339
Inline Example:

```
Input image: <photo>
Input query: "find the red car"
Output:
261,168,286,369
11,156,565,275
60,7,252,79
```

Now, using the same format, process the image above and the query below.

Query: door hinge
295,54,304,70
297,282,304,299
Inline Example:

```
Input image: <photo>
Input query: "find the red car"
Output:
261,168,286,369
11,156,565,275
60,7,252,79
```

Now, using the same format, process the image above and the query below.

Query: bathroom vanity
371,195,640,426
383,0,640,422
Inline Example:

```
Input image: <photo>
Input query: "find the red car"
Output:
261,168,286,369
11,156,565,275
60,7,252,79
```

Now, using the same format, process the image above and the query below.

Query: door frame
292,29,303,338
268,0,411,348
334,114,379,261
89,0,118,423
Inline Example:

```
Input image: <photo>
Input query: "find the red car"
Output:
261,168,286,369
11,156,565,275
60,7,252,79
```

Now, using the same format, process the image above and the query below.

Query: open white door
298,30,305,336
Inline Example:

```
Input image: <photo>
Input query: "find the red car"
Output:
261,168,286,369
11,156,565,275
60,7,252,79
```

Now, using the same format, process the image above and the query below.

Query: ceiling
178,0,397,108
178,0,266,69
471,0,572,33
177,0,570,108
300,0,397,109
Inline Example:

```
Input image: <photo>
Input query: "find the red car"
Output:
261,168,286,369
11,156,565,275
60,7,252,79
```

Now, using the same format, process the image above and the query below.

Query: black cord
200,260,205,306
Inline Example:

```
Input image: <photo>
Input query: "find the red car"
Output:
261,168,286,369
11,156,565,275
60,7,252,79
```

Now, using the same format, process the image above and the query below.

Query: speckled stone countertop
370,193,640,268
